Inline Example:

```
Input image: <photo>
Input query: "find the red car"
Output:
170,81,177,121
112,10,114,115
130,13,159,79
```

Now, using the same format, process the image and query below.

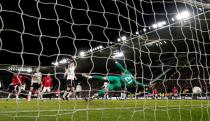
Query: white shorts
67,75,75,80
42,87,51,92
20,84,26,91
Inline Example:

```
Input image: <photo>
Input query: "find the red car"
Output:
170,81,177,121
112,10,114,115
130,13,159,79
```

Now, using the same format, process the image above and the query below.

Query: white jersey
76,84,82,92
66,66,75,80
31,72,42,84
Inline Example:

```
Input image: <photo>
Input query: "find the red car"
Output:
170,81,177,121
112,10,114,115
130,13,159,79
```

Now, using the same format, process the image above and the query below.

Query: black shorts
66,79,75,87
31,83,41,90
76,91,81,95
65,85,72,92
8,85,15,92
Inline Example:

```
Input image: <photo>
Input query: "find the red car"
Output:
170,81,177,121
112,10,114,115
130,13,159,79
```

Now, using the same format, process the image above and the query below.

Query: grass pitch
0,99,210,121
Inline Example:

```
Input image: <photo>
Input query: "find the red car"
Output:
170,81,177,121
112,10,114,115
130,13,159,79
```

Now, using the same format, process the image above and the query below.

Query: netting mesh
0,0,210,121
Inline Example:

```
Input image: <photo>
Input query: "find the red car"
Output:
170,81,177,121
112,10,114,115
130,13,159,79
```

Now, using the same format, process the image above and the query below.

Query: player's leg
7,93,12,100
103,89,109,99
70,79,75,87
40,87,47,100
84,89,104,102
20,84,27,100
96,90,105,98
88,92,99,100
63,86,70,100
28,84,33,101
55,89,61,99
120,87,127,100
75,91,81,99
91,84,114,99
21,84,26,91
72,88,76,98
7,87,14,100
66,91,73,100
37,88,42,99
7,84,14,100
46,87,51,99
62,91,68,100
63,80,70,100
29,83,40,101
70,80,73,87
78,91,82,98
15,85,21,100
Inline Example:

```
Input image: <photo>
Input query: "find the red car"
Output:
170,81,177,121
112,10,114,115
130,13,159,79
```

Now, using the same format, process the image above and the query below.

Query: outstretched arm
115,61,126,72
64,68,68,78
74,75,77,80
82,74,107,81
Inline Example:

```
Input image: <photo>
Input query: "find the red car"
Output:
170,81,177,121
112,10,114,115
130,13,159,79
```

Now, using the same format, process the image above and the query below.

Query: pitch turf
0,99,210,121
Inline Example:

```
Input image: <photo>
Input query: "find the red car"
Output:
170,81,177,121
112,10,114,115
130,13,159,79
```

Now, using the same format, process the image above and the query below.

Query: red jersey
172,88,178,94
152,89,158,95
12,75,28,86
42,76,53,87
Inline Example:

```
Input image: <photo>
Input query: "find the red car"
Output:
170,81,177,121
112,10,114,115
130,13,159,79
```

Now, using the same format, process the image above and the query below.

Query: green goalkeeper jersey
115,62,146,87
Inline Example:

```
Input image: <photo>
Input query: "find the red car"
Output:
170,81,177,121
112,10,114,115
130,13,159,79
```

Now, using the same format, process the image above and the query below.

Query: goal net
0,0,210,121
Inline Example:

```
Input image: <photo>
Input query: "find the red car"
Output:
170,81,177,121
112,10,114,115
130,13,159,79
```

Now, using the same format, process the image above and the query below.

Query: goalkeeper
82,61,146,99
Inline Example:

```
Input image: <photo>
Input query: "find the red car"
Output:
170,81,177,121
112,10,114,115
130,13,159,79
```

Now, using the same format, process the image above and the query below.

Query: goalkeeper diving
82,61,147,99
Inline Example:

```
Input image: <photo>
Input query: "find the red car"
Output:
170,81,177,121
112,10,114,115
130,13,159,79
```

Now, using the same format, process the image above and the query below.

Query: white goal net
0,0,210,121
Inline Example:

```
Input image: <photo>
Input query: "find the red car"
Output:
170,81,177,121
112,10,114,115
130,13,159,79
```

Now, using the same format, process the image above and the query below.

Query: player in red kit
7,74,29,100
40,73,53,99
172,86,178,98
152,87,158,99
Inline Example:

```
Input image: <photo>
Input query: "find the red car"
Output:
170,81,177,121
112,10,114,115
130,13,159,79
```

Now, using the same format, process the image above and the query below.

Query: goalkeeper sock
92,76,104,81
82,74,92,79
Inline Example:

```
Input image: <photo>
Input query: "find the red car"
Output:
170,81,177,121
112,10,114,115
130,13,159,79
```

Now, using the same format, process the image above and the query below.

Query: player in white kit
64,62,77,86
63,62,77,100
28,67,42,101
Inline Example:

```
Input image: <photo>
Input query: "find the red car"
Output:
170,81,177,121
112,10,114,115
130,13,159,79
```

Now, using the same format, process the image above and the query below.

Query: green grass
0,99,210,121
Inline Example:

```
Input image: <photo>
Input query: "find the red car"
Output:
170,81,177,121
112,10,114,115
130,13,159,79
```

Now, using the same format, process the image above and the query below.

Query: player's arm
82,74,107,81
12,77,19,86
64,68,68,78
115,61,127,73
41,78,45,87
50,78,53,89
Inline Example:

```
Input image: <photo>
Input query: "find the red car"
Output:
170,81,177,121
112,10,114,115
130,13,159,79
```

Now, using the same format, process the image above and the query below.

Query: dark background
0,0,197,66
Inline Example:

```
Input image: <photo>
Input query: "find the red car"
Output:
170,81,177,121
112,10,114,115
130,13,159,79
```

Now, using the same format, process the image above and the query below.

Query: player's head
47,73,50,77
13,73,20,78
69,62,75,67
